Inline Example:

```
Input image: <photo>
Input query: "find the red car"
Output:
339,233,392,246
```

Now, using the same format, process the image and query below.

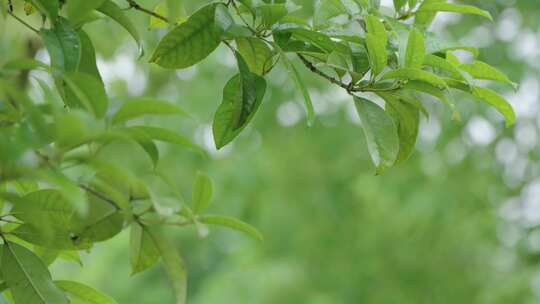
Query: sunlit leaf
55,280,118,304
199,215,263,241
112,98,189,125
192,172,213,214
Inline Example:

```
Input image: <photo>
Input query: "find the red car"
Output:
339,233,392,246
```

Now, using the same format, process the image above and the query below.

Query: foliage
0,0,516,303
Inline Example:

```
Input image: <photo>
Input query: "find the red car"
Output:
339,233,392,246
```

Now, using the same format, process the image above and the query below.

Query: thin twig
8,11,39,33
297,53,353,92
78,184,121,211
125,0,170,24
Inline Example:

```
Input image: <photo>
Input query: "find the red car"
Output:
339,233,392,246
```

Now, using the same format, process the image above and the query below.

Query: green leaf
314,0,348,29
365,15,387,46
40,17,81,72
97,0,143,56
274,43,315,126
150,3,221,69
66,0,106,25
281,28,338,54
378,93,420,164
2,58,49,71
127,126,204,155
120,127,160,166
404,28,425,69
12,189,73,232
472,87,515,127
365,33,387,76
236,37,275,75
61,72,108,118
29,0,59,22
112,98,189,125
77,30,102,82
55,280,118,304
1,242,68,304
255,4,289,29
199,215,263,241
192,172,213,214
212,53,267,149
403,80,459,120
353,97,399,174
423,54,464,80
381,68,447,88
416,2,493,21
147,229,188,304
130,223,160,275
459,61,516,88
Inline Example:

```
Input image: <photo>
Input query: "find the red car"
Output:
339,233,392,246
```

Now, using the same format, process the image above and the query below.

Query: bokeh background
2,0,540,303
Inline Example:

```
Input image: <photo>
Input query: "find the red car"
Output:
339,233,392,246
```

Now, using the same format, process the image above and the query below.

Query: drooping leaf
212,53,267,149
130,222,160,275
147,229,188,304
403,80,459,120
150,3,221,69
97,0,143,55
378,93,420,164
353,97,399,174
76,30,103,82
192,172,213,214
423,54,464,80
472,86,515,127
2,58,49,71
404,28,425,69
199,215,263,241
1,242,68,304
112,98,189,125
55,280,118,304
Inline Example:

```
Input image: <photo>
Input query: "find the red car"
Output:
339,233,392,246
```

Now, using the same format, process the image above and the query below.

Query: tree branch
8,11,39,33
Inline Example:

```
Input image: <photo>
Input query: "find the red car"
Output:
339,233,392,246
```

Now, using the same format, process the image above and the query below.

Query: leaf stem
8,11,39,34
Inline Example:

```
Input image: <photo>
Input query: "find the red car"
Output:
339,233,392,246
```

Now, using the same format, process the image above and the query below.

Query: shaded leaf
354,97,399,174
98,0,143,56
55,280,117,304
192,172,213,214
130,222,160,275
112,98,189,125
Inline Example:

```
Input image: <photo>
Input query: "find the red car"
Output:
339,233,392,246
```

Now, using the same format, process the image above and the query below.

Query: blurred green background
2,0,540,303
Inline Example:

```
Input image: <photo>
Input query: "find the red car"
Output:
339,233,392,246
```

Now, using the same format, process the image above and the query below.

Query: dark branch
125,0,170,24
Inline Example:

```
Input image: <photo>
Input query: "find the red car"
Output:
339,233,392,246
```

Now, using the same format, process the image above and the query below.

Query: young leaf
199,215,263,241
459,61,516,88
423,54,464,80
365,33,387,76
147,229,188,304
274,44,315,126
55,280,118,304
472,87,515,127
416,2,493,21
97,0,143,56
354,97,399,174
40,17,81,72
405,28,425,69
150,4,221,69
112,98,189,125
1,242,69,304
365,15,388,46
192,171,213,214
236,37,275,75
130,222,160,275
255,4,289,29
213,53,267,149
